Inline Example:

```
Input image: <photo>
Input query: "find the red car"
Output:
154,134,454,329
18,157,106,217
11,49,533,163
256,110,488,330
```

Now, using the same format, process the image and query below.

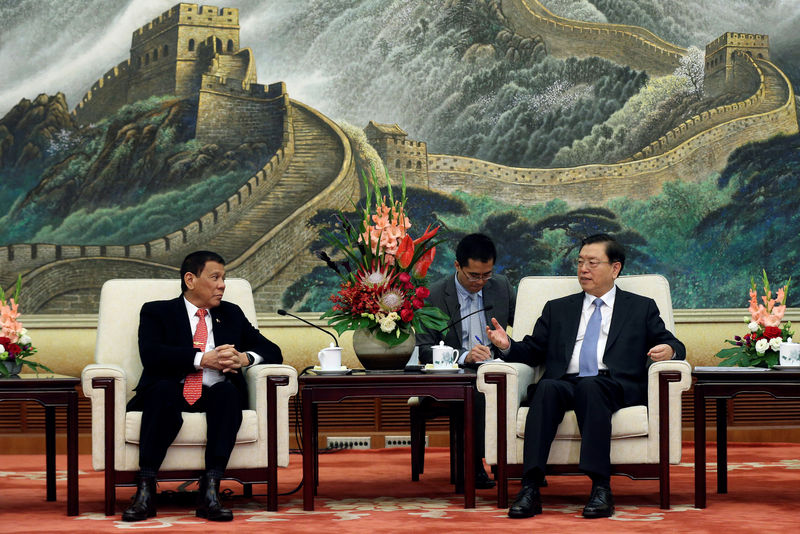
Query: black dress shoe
476,468,496,489
583,485,614,518
122,476,157,522
508,484,542,518
196,475,233,522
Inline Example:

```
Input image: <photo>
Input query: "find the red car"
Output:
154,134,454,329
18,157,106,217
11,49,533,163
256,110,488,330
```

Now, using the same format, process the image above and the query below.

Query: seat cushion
517,405,648,440
125,410,259,445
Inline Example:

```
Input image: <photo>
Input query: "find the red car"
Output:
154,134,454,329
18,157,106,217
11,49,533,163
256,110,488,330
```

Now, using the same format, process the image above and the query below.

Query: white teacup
432,341,459,368
779,342,800,367
318,345,342,370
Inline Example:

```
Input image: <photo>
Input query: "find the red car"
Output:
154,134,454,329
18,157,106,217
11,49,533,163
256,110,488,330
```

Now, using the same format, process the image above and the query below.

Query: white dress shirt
566,286,616,374
184,297,262,387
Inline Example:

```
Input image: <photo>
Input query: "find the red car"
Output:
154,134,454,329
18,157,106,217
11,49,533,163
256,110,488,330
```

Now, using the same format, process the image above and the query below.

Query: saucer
422,366,461,374
772,365,800,371
312,366,351,375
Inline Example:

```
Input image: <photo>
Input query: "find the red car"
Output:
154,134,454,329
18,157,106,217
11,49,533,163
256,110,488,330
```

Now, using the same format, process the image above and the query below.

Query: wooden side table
693,368,800,508
0,374,80,515
299,370,477,510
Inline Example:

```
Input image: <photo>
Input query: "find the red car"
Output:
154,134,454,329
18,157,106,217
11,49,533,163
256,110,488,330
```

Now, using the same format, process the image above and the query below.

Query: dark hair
580,233,625,274
456,233,496,266
180,251,225,292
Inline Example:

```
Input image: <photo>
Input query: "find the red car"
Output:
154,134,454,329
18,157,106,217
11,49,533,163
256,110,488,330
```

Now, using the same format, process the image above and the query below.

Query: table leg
302,390,315,511
45,405,56,501
313,403,319,495
716,398,727,494
694,385,706,508
463,386,475,509
67,390,79,516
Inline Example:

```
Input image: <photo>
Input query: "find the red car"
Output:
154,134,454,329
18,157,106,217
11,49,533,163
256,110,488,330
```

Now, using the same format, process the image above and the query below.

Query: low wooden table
300,369,477,510
0,373,80,515
693,368,800,508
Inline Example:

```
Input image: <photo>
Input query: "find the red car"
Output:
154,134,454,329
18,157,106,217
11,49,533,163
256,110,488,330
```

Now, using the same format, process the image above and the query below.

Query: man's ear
184,272,196,291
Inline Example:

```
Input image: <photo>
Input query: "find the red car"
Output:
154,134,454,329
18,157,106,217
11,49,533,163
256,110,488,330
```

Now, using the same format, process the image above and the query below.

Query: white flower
379,317,396,333
743,316,750,324
755,338,769,354
18,335,32,345
748,321,760,332
0,344,5,354
769,337,782,351
19,328,28,336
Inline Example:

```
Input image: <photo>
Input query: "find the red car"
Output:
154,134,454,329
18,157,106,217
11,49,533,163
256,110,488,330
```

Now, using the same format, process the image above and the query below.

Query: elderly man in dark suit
486,234,685,519
417,233,516,489
122,251,282,522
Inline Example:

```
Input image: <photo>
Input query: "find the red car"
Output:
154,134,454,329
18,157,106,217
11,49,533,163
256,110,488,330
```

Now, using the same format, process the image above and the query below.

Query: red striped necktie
182,308,208,405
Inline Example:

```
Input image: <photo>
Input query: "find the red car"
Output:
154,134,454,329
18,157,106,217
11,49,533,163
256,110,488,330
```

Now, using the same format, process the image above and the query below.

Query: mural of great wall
1,0,798,313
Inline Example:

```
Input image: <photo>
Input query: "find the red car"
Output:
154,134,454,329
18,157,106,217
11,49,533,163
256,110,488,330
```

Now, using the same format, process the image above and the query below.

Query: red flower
412,298,424,309
412,224,439,246
6,343,21,356
400,308,414,322
763,326,782,339
415,286,430,299
413,246,435,278
396,235,415,268
0,336,10,345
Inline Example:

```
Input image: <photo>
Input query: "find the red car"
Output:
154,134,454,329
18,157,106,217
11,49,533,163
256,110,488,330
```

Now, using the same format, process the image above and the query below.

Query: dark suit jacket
504,287,685,406
416,274,516,365
131,295,282,409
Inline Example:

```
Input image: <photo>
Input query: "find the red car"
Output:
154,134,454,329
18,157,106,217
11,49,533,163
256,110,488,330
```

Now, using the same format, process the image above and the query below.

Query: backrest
94,278,258,399
511,275,675,342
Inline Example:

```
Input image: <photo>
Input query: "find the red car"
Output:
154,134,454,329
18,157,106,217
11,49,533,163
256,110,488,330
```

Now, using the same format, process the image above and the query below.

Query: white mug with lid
318,342,342,370
431,341,459,368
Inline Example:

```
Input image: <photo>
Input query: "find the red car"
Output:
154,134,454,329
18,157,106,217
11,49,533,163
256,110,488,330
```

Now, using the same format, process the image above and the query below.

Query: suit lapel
172,296,194,347
561,293,583,364
441,277,464,345
209,306,227,346
605,287,630,354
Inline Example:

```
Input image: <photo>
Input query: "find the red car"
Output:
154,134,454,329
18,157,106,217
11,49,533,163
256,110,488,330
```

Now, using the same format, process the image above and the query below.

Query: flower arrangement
319,170,449,346
1,276,52,377
716,270,793,368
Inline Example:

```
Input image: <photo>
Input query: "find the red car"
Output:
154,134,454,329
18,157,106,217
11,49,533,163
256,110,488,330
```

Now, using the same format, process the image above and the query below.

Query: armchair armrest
477,362,536,465
646,360,692,463
81,364,127,471
245,364,298,472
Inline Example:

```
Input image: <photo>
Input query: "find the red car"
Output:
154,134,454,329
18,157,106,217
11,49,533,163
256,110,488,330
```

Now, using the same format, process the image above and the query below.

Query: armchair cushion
516,405,649,440
124,411,259,445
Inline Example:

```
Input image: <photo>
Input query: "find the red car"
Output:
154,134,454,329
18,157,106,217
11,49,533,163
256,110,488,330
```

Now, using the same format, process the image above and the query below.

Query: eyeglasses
461,270,493,282
576,259,611,269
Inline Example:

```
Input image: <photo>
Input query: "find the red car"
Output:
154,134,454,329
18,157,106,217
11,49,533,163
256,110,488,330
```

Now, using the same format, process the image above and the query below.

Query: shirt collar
454,272,483,301
583,285,616,310
183,296,207,318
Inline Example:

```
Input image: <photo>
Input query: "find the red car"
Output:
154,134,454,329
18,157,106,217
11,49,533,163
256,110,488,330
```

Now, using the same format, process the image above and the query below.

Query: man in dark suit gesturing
123,251,282,522
485,234,685,519
417,233,515,489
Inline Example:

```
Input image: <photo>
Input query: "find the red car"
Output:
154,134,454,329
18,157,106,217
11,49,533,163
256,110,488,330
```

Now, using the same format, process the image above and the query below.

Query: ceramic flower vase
2,360,23,377
352,329,416,370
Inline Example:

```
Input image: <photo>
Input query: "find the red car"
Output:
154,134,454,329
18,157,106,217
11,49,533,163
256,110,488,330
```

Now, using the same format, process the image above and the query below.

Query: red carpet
1,444,799,533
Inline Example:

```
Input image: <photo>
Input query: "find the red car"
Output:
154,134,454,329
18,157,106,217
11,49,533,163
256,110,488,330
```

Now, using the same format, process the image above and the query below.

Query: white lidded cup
779,340,800,367
318,342,342,370
431,341,459,368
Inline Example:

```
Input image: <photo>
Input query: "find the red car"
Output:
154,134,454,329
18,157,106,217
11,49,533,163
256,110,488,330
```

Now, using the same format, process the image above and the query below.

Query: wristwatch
245,352,255,367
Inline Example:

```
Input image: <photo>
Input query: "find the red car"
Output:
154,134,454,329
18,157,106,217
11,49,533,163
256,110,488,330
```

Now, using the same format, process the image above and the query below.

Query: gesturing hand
485,317,510,351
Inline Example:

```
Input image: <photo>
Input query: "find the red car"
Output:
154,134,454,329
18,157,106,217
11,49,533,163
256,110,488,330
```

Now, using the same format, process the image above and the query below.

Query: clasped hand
200,344,244,373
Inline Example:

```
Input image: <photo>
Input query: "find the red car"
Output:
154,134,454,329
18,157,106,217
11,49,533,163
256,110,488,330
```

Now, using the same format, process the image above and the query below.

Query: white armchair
81,279,298,514
477,275,691,509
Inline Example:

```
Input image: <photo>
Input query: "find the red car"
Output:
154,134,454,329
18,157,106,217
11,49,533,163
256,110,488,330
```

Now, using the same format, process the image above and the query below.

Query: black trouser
130,379,243,473
522,373,625,483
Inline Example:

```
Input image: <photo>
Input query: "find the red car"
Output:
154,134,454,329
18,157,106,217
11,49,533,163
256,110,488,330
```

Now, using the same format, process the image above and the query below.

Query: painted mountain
1,0,799,312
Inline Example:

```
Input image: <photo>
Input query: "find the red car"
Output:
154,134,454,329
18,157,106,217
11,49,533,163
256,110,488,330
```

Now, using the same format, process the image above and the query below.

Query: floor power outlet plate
325,436,372,449
384,435,428,448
